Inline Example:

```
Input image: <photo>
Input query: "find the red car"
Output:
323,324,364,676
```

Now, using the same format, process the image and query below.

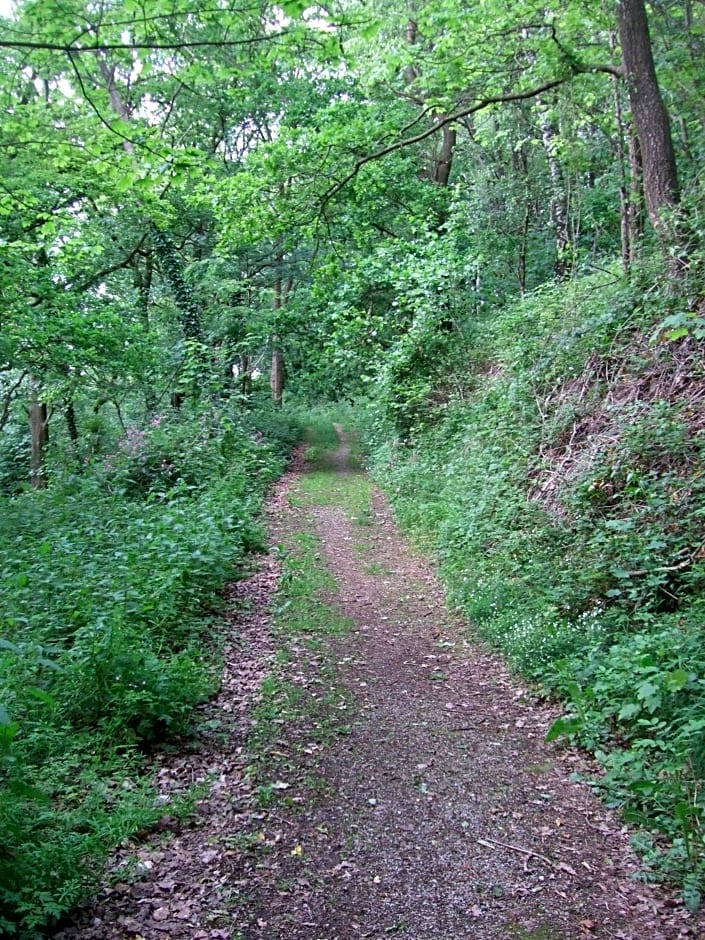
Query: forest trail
55,427,699,940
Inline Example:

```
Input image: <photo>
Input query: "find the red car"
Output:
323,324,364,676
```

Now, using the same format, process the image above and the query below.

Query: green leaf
617,702,640,721
281,0,308,17
604,519,634,532
7,779,48,802
36,658,65,673
27,686,57,706
664,669,691,693
665,327,689,341
545,715,582,742
683,874,701,914
360,19,383,41
635,680,661,712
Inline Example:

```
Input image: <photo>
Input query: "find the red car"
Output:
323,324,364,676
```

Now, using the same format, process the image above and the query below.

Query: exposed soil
529,334,705,513
55,431,702,940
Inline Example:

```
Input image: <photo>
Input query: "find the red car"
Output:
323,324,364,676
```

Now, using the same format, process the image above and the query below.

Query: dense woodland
2,0,705,933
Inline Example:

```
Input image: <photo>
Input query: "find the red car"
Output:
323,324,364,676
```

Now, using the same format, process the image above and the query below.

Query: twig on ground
477,837,577,876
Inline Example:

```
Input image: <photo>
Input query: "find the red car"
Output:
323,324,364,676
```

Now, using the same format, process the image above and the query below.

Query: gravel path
54,432,701,940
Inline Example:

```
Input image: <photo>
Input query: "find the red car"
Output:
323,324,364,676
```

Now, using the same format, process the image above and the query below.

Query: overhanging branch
0,33,288,53
321,64,623,208
0,370,28,432
69,235,148,293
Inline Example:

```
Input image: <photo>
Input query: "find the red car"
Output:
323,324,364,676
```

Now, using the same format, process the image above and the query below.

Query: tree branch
68,236,148,293
0,371,28,432
320,66,623,208
0,34,288,53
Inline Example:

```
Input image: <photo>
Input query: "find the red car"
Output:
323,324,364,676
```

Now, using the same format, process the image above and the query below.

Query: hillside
368,267,705,907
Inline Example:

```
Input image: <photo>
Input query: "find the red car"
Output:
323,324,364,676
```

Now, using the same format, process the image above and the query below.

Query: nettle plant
100,412,224,497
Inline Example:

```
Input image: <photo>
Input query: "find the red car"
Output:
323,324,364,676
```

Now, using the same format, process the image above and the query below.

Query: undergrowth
365,262,705,907
0,400,301,938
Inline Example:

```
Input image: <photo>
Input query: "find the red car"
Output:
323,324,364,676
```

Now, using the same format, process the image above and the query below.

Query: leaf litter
53,435,703,939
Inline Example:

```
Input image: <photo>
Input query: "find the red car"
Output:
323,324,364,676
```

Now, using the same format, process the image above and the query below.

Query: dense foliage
2,0,705,929
0,401,298,935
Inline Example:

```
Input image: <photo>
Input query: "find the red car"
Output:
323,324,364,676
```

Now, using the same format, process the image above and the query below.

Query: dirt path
55,430,700,940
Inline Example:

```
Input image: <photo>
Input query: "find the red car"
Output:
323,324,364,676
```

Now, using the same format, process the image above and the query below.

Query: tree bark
608,27,633,271
429,123,456,186
29,376,49,489
240,353,252,397
628,128,645,262
404,10,456,190
65,399,78,445
617,0,679,227
270,267,291,407
537,101,571,277
100,56,202,340
270,344,284,407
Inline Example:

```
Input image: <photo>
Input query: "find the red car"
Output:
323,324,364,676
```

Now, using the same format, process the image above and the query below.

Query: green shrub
0,401,299,935
0,754,165,938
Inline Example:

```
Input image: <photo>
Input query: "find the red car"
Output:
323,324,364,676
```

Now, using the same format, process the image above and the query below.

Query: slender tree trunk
65,399,78,445
134,252,158,414
628,128,645,262
100,56,202,340
617,0,679,228
240,353,252,397
404,16,420,85
510,135,532,295
270,267,291,407
270,344,284,407
404,8,456,191
609,29,633,271
537,101,571,278
429,123,456,186
29,376,49,489
517,201,530,295
150,226,201,341
134,251,153,330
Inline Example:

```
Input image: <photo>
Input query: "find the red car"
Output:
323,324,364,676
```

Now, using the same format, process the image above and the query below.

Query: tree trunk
100,57,202,340
628,128,645,262
617,0,679,228
537,101,571,278
65,399,78,445
150,226,201,341
404,9,456,191
240,353,252,397
517,202,530,295
29,377,49,489
270,268,291,407
133,252,158,414
270,344,284,407
134,251,153,330
609,28,633,271
429,123,456,186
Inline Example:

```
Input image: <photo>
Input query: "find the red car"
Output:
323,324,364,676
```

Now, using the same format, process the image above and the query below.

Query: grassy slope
367,265,705,905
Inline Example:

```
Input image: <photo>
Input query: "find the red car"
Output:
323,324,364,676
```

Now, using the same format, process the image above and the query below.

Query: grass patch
246,460,355,795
